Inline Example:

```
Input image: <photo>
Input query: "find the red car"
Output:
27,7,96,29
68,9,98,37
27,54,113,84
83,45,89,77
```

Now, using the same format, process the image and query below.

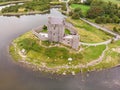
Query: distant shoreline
0,10,50,16
0,1,27,6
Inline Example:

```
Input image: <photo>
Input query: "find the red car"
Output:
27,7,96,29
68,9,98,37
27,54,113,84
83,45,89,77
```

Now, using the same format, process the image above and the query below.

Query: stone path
80,39,112,46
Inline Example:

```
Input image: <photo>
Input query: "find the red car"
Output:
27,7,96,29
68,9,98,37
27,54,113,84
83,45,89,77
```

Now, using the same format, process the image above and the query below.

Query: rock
72,71,75,75
68,58,72,61
87,73,89,77
21,49,26,53
68,62,71,64
63,72,66,75
112,48,115,51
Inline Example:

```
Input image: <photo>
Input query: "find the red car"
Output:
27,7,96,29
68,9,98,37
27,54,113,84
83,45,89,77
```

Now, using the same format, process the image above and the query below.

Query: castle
33,17,80,50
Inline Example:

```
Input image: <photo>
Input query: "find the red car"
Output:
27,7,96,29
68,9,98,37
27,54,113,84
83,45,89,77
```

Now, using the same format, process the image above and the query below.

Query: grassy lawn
81,45,106,62
87,19,120,34
70,4,90,16
50,1,62,5
65,29,71,35
66,18,112,43
82,40,120,72
99,23,120,31
41,29,47,33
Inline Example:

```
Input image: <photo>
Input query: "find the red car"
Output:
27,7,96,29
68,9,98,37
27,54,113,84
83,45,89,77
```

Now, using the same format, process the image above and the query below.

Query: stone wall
62,36,73,46
32,26,48,41
33,17,80,50
62,35,79,50
64,22,77,35
71,35,79,50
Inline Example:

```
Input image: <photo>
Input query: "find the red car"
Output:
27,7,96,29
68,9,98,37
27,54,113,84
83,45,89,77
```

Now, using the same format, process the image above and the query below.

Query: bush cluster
113,27,120,34
86,0,120,24
69,7,83,19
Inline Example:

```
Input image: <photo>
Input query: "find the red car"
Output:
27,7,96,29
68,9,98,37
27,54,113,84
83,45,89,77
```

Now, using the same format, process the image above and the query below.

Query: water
0,8,120,90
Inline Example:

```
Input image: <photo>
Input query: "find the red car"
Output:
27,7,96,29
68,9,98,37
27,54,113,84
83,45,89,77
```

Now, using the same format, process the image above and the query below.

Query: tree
71,7,83,19
95,17,102,24
72,13,80,19
113,27,118,32
87,6,104,18
113,15,120,23
61,3,67,11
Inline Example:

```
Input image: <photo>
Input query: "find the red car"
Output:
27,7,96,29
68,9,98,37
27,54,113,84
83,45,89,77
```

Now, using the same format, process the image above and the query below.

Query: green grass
66,18,112,43
41,41,51,46
9,44,22,61
82,40,120,72
70,4,90,16
82,45,106,62
50,1,62,5
41,29,47,33
65,29,71,35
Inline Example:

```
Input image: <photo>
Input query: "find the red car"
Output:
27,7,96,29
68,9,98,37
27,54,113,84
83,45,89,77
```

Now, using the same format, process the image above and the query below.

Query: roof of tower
48,17,64,25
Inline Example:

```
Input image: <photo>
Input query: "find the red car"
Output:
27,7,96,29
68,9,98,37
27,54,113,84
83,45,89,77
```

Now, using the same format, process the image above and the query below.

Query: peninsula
9,0,120,75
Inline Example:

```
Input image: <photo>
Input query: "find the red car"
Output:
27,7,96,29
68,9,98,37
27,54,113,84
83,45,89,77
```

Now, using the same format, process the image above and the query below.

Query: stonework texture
33,17,80,50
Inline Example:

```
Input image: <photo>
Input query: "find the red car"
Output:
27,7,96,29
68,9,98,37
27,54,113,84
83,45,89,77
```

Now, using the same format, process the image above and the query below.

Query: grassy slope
70,4,90,16
83,40,120,72
66,18,112,43
99,23,120,31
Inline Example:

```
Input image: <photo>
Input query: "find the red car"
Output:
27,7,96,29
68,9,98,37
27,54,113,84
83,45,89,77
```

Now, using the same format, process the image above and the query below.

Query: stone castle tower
33,17,80,50
47,17,65,42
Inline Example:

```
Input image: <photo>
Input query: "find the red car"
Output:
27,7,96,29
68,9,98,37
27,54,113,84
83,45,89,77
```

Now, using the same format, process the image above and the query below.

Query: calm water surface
0,8,120,90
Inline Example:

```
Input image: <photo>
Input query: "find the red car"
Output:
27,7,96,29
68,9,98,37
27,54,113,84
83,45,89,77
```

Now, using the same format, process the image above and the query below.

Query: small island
9,16,120,75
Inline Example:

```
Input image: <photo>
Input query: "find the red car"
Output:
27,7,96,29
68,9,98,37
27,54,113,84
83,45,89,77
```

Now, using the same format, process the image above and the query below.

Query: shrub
43,25,47,30
113,27,118,32
61,3,67,11
45,47,69,59
18,38,42,53
72,12,80,19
